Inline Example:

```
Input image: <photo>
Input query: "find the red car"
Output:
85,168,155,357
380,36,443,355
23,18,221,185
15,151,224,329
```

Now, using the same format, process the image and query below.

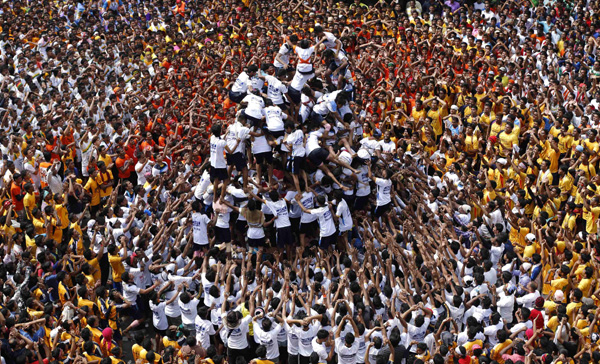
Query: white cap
526,233,536,242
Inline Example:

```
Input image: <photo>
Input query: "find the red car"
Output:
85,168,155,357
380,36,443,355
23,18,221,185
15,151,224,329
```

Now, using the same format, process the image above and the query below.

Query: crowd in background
0,1,599,364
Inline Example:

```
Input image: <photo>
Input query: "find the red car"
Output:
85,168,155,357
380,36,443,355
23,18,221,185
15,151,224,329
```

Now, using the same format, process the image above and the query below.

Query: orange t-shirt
115,157,131,179
11,182,24,211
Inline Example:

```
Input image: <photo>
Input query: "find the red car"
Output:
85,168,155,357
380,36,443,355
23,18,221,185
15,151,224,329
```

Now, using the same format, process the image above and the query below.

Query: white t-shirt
310,206,337,238
284,320,300,355
192,212,211,245
496,292,515,324
335,336,360,364
221,314,252,349
149,301,168,330
123,282,141,304
298,192,318,224
242,94,265,119
312,338,329,363
336,199,352,232
356,166,370,197
292,322,321,357
135,160,153,185
375,178,392,206
226,121,250,154
274,43,293,68
322,32,338,49
265,106,287,132
195,316,216,349
265,200,291,228
295,46,315,73
306,130,324,154
406,318,430,352
265,75,288,105
209,135,227,169
379,140,396,153
287,129,306,157
231,71,251,93
179,297,200,325
252,128,272,154
254,322,282,359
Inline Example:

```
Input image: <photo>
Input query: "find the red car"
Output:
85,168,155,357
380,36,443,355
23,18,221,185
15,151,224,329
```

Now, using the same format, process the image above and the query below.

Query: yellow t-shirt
109,254,125,283
85,178,101,206
583,205,600,234
498,131,518,155
491,340,512,364
95,170,114,198
23,192,36,217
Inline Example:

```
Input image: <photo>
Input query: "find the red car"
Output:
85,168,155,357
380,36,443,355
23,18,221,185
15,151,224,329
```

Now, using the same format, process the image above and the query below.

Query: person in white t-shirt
287,38,324,119
195,306,216,351
229,64,258,103
335,315,360,364
222,280,254,364
210,123,240,202
295,193,337,250
287,312,324,364
333,190,352,246
273,35,298,70
177,286,201,336
149,282,183,343
191,200,213,254
314,26,342,54
312,329,335,364
121,271,159,334
367,163,394,218
397,303,433,353
259,69,289,107
284,121,307,192
250,190,294,247
225,114,251,188
263,99,287,141
252,313,282,362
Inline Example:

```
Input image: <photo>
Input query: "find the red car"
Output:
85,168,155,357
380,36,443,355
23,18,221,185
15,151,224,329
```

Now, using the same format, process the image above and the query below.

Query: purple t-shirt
445,0,461,12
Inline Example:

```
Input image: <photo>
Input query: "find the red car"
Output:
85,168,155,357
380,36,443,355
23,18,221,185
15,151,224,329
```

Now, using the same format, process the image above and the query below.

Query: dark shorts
226,152,247,171
255,152,274,165
127,303,143,320
319,232,337,249
374,202,392,218
215,226,231,243
288,354,299,364
210,166,229,181
290,217,301,236
245,113,263,127
276,226,294,247
267,129,285,138
192,243,207,251
286,156,305,174
229,90,246,103
299,220,319,236
308,148,329,167
235,220,248,233
248,237,266,247
287,87,301,104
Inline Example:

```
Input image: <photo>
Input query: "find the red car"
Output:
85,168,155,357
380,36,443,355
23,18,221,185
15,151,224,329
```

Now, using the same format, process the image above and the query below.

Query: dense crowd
0,0,600,364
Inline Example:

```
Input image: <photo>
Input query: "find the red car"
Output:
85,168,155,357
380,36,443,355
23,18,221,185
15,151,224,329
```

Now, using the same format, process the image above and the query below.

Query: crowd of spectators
0,1,599,364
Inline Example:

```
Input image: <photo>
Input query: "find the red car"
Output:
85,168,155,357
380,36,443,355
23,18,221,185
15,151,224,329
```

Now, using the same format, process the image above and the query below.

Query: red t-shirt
529,308,544,330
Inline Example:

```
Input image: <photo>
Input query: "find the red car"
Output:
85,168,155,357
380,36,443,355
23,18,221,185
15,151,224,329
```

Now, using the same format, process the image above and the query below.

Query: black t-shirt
377,345,406,364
